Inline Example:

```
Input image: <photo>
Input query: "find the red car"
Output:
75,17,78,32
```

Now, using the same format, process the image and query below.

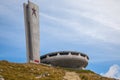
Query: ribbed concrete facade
23,1,40,63
41,51,89,69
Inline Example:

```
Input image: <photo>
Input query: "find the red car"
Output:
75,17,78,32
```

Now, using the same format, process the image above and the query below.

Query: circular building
40,51,89,69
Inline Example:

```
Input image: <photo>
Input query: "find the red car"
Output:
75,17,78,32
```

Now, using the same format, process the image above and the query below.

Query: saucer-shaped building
40,51,89,69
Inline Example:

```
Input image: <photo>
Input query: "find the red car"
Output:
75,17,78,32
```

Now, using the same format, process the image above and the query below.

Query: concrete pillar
23,1,40,64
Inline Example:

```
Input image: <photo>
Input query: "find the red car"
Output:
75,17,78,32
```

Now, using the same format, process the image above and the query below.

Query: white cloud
39,0,120,45
0,0,26,47
102,64,120,79
1,0,118,47
65,0,120,29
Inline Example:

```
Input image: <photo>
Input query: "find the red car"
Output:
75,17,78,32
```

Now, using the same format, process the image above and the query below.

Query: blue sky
0,0,120,79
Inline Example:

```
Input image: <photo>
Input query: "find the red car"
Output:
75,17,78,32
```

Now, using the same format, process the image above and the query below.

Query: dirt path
63,72,81,80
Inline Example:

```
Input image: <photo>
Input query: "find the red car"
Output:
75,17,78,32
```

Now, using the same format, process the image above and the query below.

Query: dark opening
80,53,86,57
87,56,89,60
71,52,79,55
41,55,47,60
60,52,69,55
49,53,57,57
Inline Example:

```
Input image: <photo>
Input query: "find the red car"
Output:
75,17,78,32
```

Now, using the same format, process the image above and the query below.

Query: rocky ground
63,72,81,80
0,60,116,80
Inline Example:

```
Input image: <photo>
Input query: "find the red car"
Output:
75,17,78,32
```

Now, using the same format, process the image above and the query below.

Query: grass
62,68,115,80
0,60,65,80
62,68,95,74
0,60,115,80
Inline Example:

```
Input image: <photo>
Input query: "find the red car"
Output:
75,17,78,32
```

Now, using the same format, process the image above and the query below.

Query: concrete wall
41,51,89,69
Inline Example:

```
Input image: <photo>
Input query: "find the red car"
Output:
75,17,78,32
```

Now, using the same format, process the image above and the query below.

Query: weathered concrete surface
23,1,40,63
41,51,89,69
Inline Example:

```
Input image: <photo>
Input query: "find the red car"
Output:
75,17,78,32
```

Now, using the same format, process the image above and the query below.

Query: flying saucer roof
41,51,89,60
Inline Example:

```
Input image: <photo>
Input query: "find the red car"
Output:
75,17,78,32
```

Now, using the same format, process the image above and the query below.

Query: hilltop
0,60,115,80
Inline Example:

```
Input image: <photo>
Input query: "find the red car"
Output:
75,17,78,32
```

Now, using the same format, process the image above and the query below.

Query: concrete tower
23,1,40,63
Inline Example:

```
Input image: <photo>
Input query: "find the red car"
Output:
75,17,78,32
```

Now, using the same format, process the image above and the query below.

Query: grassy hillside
0,60,115,80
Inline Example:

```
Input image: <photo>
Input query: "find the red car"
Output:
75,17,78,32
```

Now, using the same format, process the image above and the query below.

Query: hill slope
0,60,115,80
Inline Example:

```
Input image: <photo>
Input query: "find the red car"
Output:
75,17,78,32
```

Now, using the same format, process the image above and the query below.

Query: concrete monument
23,1,40,63
41,51,89,69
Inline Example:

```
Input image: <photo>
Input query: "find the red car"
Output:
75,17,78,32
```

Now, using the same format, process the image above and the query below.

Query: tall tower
23,1,40,63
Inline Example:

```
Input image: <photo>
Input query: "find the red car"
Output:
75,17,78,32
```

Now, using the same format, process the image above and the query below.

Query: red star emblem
32,8,37,17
